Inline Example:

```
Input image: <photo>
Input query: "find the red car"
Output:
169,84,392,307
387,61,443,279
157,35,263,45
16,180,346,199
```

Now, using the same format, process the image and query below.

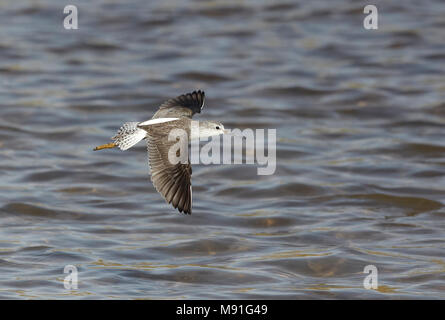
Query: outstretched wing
152,90,205,119
146,129,192,214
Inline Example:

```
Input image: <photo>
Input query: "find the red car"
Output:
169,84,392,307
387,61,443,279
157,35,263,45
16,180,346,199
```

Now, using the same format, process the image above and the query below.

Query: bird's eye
216,126,220,130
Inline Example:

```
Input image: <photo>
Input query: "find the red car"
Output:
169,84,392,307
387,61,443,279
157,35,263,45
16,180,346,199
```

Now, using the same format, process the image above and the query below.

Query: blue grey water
0,0,444,299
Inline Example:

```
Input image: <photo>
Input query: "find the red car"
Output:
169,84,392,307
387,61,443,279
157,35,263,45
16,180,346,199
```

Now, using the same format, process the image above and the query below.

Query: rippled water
1,0,445,299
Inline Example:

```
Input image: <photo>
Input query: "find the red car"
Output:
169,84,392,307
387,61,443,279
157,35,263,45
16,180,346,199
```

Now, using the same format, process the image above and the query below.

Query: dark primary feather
152,90,205,119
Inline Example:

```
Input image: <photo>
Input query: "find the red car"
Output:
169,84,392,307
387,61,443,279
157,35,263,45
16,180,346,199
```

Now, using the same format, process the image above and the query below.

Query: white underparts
138,118,179,126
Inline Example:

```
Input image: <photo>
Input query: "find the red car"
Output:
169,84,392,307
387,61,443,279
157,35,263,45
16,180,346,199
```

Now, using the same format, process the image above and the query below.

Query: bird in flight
94,90,226,214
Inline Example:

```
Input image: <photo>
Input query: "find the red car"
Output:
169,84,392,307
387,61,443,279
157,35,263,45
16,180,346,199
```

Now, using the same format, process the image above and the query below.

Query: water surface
0,0,445,299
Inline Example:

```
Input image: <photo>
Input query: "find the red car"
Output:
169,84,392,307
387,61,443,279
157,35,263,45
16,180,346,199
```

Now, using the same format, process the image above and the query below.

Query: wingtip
178,207,192,215
192,89,204,95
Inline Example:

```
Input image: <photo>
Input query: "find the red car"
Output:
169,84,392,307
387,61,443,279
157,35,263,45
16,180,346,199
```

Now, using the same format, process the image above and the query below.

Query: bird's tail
94,122,146,151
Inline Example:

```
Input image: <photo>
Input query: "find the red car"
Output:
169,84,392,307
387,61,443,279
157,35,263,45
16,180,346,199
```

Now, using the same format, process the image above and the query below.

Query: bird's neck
189,120,202,140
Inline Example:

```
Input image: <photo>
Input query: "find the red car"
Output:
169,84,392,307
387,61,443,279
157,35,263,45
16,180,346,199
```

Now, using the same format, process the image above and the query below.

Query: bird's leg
93,142,117,151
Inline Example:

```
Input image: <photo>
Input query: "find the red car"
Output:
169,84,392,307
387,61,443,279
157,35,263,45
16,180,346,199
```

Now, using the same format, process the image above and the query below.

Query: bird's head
198,121,227,138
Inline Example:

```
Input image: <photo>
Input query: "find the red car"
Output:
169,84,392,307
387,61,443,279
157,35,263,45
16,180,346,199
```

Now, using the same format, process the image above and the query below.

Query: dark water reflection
0,0,445,299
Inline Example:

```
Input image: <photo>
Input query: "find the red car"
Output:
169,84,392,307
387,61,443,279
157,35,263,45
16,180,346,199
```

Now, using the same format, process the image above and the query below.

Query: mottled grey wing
152,90,205,119
146,131,192,214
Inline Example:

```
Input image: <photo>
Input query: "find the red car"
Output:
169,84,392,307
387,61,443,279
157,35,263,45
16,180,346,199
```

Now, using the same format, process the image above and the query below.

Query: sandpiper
94,90,225,214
